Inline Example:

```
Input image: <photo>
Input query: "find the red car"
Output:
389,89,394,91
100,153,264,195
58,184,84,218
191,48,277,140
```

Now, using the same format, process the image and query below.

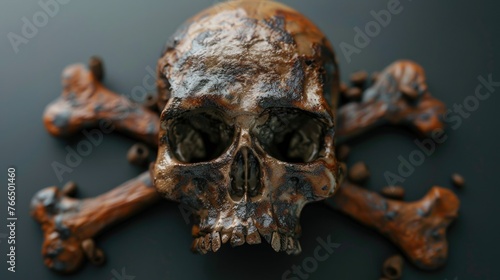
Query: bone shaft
330,182,395,229
336,102,386,143
75,172,161,237
112,112,160,147
101,90,160,146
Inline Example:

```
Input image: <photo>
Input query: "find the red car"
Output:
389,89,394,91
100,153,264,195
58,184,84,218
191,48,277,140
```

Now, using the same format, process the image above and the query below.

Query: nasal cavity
230,147,262,200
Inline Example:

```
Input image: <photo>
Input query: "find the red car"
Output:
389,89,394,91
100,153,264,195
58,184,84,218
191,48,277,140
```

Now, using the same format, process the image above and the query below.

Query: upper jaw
191,215,302,255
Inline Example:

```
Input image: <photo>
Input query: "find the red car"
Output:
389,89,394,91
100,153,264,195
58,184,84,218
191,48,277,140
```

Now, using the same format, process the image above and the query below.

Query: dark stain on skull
157,3,337,112
263,14,294,45
279,170,316,201
258,58,305,108
154,0,340,253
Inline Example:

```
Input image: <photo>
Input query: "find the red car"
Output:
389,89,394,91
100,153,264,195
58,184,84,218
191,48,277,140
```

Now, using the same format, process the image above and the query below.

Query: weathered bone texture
30,172,160,273
33,0,460,276
43,63,160,146
327,181,460,270
154,0,340,254
31,171,459,272
337,60,447,142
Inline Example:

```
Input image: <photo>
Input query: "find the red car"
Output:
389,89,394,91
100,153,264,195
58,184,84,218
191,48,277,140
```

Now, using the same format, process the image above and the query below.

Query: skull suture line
153,0,341,254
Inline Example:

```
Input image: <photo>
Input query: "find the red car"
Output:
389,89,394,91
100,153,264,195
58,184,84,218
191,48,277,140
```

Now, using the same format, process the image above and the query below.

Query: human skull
153,0,340,254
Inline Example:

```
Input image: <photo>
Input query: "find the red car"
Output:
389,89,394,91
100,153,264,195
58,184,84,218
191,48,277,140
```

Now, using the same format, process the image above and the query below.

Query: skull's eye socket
167,110,234,163
254,109,325,163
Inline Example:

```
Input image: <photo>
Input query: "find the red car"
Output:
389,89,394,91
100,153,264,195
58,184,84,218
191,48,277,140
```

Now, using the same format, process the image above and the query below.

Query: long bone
337,60,447,142
32,171,458,273
30,172,161,273
35,60,455,272
326,181,460,270
43,60,446,147
43,62,160,146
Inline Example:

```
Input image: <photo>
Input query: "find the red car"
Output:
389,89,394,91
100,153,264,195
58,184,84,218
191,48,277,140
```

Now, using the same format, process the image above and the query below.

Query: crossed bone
337,60,447,143
326,181,459,270
32,59,459,273
43,62,160,146
31,172,160,273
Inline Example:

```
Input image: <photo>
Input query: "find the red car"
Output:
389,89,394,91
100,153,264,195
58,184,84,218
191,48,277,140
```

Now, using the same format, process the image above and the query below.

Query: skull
153,0,340,254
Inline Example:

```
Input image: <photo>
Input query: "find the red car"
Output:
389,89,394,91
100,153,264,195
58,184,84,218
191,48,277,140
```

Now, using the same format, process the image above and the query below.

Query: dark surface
0,0,498,279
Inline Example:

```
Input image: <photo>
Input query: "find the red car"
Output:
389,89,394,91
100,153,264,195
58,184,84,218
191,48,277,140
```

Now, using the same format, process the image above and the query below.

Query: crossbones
33,0,459,275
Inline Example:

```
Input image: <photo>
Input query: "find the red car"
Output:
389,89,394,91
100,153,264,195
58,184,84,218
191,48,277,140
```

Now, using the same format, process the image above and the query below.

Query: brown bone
35,60,457,272
30,172,161,273
326,181,460,270
31,173,458,272
43,60,446,148
43,62,160,146
337,60,447,142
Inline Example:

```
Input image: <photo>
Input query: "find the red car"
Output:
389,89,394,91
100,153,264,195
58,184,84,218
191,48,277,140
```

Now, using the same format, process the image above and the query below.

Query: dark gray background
1,0,499,279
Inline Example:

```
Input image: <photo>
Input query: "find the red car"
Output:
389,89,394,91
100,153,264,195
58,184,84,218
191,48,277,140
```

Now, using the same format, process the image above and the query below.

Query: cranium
153,0,340,254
